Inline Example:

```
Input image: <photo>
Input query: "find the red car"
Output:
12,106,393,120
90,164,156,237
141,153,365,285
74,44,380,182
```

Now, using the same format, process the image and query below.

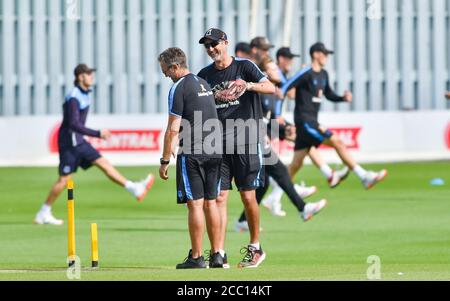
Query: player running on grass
260,47,349,216
34,64,154,226
198,28,276,268
234,40,322,229
235,79,327,232
158,48,224,269
280,42,387,189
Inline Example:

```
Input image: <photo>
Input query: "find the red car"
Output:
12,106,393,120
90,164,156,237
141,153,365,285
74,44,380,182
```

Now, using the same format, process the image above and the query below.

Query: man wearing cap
250,37,274,68
34,64,154,225
262,47,350,215
281,42,387,190
198,28,276,268
235,42,252,60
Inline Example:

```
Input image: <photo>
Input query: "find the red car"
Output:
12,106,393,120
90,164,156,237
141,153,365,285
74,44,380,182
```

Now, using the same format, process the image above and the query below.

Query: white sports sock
320,164,333,179
270,182,283,201
353,165,368,180
219,249,225,258
40,204,52,214
249,242,260,250
125,181,136,194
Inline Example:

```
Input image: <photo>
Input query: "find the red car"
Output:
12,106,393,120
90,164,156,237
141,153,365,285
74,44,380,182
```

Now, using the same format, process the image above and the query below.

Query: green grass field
0,162,449,281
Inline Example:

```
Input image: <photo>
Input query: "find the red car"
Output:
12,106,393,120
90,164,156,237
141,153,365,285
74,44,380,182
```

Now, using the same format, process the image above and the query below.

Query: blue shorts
58,142,102,176
220,145,265,192
176,156,223,204
295,122,333,151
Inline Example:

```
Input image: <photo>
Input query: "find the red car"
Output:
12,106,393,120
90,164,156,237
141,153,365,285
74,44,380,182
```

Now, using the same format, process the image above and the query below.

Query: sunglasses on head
204,40,221,49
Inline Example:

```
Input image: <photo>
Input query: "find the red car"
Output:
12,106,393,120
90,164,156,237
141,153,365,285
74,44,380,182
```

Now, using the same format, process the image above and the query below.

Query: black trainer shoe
176,250,207,270
208,251,224,268
237,245,266,269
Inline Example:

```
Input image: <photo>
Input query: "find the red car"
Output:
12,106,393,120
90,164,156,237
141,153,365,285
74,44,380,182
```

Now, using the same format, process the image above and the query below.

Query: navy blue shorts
58,142,102,176
220,144,265,192
176,155,223,204
295,122,333,151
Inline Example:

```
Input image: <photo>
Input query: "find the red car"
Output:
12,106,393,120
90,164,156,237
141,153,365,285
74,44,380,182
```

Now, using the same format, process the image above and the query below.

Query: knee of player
187,199,204,210
240,194,257,206
58,176,70,186
216,192,228,204
203,200,216,209
331,137,345,149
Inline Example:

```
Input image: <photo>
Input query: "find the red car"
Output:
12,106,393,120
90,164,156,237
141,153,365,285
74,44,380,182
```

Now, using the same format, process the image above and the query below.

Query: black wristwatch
160,158,170,165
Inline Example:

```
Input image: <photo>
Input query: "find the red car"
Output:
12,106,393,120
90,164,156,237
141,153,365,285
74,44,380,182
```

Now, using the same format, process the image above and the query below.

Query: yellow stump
91,223,99,268
67,179,76,267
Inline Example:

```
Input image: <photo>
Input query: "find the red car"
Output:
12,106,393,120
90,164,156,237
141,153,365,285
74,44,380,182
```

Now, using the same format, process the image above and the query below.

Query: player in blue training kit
260,47,350,216
198,28,276,269
34,64,154,225
281,43,387,190
158,48,224,270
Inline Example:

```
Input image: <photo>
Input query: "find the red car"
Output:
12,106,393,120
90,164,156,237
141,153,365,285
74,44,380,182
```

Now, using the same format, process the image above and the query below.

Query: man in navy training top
158,47,224,269
34,64,154,225
281,42,387,190
198,28,276,269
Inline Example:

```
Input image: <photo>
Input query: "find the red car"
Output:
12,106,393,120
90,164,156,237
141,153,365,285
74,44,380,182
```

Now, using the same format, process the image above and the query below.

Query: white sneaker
336,166,350,181
302,199,328,222
234,220,264,233
34,212,64,226
262,196,286,217
270,200,287,217
294,184,318,199
235,220,250,233
328,167,350,189
134,174,155,202
261,195,275,210
362,170,388,190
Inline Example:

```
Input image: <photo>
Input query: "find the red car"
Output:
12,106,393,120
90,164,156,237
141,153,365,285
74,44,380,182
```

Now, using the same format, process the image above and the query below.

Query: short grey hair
158,47,188,69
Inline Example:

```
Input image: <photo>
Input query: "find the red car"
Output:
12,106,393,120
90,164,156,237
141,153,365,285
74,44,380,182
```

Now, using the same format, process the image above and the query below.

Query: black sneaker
237,245,266,269
208,251,224,269
176,250,207,270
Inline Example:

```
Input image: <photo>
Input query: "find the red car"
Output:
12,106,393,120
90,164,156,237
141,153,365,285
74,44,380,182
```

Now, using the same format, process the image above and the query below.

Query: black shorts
295,121,333,151
58,142,102,176
220,144,265,192
176,155,222,204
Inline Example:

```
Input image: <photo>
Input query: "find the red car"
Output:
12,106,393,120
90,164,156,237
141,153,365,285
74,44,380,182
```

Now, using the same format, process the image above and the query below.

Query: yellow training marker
91,223,99,268
67,180,76,267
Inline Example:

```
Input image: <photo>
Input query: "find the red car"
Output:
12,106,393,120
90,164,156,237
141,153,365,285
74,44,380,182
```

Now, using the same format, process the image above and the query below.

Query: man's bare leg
323,136,387,189
186,199,206,259
45,175,71,206
93,157,127,186
35,175,71,225
288,149,309,180
323,136,357,169
204,200,221,253
309,146,350,187
240,190,260,244
94,157,154,201
216,190,229,252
